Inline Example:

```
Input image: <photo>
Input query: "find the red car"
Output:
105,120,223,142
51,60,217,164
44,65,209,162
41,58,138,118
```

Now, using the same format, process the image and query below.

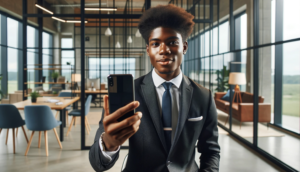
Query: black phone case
107,74,135,122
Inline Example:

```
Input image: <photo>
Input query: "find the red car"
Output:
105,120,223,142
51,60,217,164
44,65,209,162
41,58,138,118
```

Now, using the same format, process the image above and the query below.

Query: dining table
13,97,80,142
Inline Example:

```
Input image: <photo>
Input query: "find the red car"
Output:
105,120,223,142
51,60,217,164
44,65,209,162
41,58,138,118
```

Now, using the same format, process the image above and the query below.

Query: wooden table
72,90,108,94
72,90,108,107
13,97,80,142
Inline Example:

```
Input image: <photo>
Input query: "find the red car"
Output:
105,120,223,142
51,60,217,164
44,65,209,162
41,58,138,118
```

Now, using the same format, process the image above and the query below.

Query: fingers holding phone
102,75,140,151
102,95,142,151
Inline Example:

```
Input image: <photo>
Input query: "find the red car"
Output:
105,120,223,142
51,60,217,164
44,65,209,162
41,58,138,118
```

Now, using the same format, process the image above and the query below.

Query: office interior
0,0,299,171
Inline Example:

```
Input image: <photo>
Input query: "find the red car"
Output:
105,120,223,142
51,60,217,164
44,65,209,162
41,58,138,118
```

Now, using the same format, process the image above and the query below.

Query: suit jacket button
166,161,171,166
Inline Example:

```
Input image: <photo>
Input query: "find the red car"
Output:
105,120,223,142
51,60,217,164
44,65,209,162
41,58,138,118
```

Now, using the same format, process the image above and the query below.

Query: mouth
157,59,174,65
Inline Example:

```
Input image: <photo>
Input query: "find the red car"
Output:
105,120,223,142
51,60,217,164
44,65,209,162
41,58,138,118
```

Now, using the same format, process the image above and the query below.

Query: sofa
214,92,271,127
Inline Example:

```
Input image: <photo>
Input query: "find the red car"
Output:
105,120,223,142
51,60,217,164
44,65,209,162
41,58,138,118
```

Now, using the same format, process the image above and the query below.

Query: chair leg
21,126,29,143
16,128,18,137
66,117,75,136
6,129,9,145
0,128,2,134
85,119,90,135
66,111,69,125
86,116,91,131
44,131,48,156
74,117,76,126
38,131,42,148
55,111,59,119
53,128,62,149
12,128,15,154
25,131,35,156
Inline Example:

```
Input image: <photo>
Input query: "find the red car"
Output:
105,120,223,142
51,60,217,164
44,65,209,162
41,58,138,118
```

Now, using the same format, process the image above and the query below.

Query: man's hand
102,95,142,151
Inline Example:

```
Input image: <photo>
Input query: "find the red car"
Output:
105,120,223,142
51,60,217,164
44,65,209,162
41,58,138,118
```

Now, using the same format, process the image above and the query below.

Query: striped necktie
161,82,173,152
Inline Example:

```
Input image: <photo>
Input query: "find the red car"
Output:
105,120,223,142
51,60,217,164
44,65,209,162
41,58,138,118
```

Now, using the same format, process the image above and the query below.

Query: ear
183,41,188,54
146,44,150,56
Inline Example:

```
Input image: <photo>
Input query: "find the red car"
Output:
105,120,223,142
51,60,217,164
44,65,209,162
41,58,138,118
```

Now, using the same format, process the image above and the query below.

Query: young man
89,4,220,172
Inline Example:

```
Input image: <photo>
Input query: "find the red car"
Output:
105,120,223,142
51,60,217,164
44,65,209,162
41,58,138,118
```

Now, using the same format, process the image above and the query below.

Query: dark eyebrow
149,36,180,42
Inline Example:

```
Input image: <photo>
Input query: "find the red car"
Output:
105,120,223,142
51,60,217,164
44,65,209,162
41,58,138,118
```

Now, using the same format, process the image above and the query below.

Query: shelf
24,82,72,84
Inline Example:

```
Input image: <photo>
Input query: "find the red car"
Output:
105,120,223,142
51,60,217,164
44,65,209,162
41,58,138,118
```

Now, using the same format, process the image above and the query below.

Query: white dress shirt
99,69,183,162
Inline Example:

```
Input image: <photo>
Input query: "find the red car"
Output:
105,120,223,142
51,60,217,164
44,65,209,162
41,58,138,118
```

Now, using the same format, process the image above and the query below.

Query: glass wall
0,12,53,98
42,32,52,90
61,38,74,82
7,17,19,94
177,0,300,170
27,26,37,89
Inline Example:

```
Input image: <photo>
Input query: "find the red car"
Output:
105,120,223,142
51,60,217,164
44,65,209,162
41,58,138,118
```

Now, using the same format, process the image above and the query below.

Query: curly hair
138,4,195,44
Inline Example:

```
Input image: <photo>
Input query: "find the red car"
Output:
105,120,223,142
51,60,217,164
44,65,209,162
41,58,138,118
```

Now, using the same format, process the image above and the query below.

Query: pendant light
115,41,121,48
127,36,132,43
104,0,112,36
116,35,121,48
105,26,112,36
135,29,141,37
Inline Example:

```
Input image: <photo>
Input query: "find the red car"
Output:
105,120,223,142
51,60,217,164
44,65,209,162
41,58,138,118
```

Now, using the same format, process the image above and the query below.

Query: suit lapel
141,72,168,153
170,75,193,154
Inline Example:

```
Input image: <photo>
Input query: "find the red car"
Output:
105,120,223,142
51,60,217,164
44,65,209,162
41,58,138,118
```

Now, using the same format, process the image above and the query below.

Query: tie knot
162,82,173,90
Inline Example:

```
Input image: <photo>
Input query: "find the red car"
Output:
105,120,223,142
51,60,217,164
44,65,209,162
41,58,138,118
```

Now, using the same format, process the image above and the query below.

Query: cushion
221,90,235,102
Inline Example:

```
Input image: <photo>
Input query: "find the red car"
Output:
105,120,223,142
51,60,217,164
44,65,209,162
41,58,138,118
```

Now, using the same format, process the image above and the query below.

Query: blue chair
66,95,92,136
0,104,29,154
55,92,75,124
24,105,62,156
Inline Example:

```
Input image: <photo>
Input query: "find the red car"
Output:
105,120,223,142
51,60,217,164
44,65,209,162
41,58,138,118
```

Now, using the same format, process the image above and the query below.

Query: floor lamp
72,74,81,90
228,72,246,103
227,72,246,128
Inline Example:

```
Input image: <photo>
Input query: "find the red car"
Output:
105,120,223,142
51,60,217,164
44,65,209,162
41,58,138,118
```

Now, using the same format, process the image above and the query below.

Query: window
7,18,19,93
61,38,74,82
42,32,53,90
219,21,229,53
27,26,37,89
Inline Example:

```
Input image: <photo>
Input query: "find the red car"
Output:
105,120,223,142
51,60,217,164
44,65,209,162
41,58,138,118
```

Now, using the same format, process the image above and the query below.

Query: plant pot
53,78,57,83
31,98,37,103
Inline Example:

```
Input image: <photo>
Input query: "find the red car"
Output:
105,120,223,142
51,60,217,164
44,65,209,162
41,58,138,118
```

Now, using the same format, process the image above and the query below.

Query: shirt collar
152,68,183,89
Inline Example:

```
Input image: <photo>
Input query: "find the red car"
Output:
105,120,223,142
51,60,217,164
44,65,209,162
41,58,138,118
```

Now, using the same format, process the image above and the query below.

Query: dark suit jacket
89,71,220,172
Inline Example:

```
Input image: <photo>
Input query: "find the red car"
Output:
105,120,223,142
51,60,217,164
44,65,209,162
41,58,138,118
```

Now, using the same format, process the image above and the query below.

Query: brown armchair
214,92,271,128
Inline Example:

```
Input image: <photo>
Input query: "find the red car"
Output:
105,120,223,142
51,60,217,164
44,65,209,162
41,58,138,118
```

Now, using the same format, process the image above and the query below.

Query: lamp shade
135,29,141,37
228,72,246,85
115,41,121,48
105,27,112,36
127,36,133,43
72,74,81,82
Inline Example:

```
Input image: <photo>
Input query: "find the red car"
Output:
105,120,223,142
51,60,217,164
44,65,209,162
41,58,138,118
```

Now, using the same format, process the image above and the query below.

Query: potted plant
30,91,40,103
51,72,60,82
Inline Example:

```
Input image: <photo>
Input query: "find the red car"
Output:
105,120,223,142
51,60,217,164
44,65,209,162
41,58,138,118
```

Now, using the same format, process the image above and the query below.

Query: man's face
147,27,188,75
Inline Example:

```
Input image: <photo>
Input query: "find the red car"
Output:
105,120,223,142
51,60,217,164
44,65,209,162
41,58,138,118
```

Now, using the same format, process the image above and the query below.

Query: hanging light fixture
104,0,112,36
115,35,121,48
127,36,132,43
115,41,121,48
135,29,141,37
105,26,112,36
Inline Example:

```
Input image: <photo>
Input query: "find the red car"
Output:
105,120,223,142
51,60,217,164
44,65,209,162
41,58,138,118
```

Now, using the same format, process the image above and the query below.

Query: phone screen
108,74,135,122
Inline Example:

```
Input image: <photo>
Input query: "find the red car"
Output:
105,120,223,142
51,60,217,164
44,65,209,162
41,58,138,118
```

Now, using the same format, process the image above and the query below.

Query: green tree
215,66,230,92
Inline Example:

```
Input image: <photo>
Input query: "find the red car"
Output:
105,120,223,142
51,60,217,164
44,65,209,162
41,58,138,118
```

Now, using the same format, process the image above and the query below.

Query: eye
151,42,159,47
169,40,179,45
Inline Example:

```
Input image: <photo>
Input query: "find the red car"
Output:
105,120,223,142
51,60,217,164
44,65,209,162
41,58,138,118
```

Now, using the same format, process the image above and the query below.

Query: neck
155,67,181,81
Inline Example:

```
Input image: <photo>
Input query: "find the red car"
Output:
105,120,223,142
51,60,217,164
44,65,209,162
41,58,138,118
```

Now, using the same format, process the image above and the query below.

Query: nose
159,43,171,55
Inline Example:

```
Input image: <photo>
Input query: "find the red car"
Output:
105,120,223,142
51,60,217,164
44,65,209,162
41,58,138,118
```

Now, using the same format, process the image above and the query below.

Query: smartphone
107,74,135,122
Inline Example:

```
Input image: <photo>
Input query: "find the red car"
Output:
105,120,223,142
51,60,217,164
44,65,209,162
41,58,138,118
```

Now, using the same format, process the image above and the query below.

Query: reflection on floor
0,108,280,172
217,109,300,171
217,110,284,138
